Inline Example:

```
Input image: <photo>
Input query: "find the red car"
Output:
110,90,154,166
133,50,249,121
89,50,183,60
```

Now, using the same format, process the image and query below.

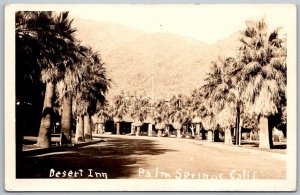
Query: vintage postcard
5,4,297,191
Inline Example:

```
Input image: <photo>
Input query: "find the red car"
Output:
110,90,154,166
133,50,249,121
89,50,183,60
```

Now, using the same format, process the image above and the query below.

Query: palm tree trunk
176,129,181,138
93,123,98,134
148,124,153,136
238,118,242,145
84,113,92,141
130,123,135,134
36,82,54,148
224,127,233,145
207,130,213,142
136,126,141,136
165,125,170,137
190,127,195,137
91,120,95,134
98,123,104,134
249,130,253,141
116,122,120,135
235,105,241,145
259,115,273,149
75,115,84,142
157,129,162,137
60,93,72,145
196,123,200,137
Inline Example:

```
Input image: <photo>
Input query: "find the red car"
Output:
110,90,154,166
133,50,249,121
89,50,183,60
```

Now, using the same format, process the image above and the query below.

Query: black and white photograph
5,4,297,191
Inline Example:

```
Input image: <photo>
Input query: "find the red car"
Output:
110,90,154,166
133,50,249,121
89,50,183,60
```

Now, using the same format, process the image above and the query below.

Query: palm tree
153,99,168,137
186,89,205,139
144,103,155,136
55,44,88,145
57,84,72,144
72,48,110,141
154,116,165,137
39,12,80,147
109,93,128,135
201,68,222,142
16,11,79,148
92,102,111,134
172,111,186,138
168,95,189,138
207,57,240,145
200,105,215,142
236,18,287,149
16,11,54,148
129,96,149,136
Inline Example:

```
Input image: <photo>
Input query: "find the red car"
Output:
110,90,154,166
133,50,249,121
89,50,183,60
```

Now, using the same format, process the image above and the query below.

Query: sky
69,4,291,44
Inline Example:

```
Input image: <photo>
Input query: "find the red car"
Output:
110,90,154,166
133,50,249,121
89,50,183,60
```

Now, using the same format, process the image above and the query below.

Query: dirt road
17,135,286,179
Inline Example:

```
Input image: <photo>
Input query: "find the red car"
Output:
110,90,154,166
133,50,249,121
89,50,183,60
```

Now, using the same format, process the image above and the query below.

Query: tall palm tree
207,57,239,145
16,11,79,148
55,44,88,145
72,48,110,141
57,82,72,144
16,11,54,148
201,67,222,142
39,12,79,147
236,18,287,149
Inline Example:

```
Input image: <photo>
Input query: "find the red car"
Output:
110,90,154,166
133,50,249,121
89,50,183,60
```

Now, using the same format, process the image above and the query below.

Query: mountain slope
72,18,241,100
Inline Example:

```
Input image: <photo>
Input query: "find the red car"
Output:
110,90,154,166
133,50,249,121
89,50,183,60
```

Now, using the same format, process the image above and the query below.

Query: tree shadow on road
17,137,177,179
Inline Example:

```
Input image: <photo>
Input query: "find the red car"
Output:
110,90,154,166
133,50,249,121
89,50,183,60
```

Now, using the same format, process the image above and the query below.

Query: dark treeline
16,11,110,149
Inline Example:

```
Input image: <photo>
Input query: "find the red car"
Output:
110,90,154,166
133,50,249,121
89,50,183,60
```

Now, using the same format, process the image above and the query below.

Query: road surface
17,135,286,179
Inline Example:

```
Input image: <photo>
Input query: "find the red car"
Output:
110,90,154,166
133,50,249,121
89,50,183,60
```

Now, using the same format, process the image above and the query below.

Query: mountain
72,18,241,101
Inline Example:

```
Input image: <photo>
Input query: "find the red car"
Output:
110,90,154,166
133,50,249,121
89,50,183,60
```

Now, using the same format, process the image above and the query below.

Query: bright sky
69,4,291,44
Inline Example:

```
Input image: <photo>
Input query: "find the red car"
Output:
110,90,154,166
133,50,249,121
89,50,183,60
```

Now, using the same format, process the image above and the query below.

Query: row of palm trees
16,11,110,148
94,18,287,149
